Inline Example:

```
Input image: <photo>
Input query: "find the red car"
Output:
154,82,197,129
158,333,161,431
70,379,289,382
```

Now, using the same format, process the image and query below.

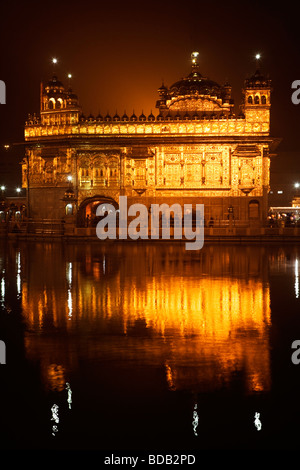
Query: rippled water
0,240,300,450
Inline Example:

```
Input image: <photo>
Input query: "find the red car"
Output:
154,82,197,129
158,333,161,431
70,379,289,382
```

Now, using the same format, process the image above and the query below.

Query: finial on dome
191,51,199,71
52,57,57,70
67,73,72,89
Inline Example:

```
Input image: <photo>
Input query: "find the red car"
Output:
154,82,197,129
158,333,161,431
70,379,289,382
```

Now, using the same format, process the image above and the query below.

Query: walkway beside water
1,220,300,243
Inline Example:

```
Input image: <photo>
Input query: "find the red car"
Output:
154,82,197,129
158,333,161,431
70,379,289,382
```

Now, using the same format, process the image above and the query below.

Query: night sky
1,0,300,194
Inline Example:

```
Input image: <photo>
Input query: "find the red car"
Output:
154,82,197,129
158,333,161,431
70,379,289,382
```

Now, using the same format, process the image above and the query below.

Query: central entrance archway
77,195,119,227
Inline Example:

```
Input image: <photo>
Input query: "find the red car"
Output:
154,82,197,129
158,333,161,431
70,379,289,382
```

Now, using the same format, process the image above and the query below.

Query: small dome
169,71,221,98
245,69,271,88
148,112,155,121
158,83,168,96
66,88,78,100
46,75,64,90
44,75,80,110
130,112,137,121
63,188,75,200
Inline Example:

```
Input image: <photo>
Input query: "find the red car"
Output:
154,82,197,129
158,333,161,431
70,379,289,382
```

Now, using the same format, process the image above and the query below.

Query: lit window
66,204,73,215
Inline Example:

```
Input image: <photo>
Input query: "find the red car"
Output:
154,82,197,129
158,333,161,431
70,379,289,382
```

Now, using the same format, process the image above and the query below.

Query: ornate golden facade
22,53,279,228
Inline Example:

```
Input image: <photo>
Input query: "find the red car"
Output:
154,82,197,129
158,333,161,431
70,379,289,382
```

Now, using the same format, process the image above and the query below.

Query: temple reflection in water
13,242,272,396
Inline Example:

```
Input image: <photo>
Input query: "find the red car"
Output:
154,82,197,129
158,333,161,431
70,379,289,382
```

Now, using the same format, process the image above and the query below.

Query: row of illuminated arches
42,97,74,110
80,168,118,177
48,98,64,109
247,94,267,105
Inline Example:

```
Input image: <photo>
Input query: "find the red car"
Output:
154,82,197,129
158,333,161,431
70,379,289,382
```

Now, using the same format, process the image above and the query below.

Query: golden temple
21,52,279,229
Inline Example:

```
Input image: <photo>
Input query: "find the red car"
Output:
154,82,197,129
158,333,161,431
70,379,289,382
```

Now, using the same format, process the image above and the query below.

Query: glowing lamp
191,52,199,68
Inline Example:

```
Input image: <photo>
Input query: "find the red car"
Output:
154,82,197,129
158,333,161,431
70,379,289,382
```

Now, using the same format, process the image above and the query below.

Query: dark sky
1,0,300,191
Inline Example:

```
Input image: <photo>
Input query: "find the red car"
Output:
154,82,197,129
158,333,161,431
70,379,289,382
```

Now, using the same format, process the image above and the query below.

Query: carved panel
133,159,146,186
165,164,181,186
169,97,221,112
44,161,54,183
165,154,181,164
184,154,203,164
185,163,202,183
239,159,255,186
203,153,223,187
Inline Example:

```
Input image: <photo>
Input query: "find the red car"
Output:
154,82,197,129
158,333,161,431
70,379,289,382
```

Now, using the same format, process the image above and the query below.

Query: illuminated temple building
22,52,279,229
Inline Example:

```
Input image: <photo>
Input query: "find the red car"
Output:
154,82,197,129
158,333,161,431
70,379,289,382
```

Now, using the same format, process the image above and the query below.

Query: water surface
0,240,300,450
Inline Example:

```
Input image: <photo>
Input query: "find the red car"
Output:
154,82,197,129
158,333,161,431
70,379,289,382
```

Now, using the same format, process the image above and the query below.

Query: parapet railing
7,218,65,235
3,218,300,239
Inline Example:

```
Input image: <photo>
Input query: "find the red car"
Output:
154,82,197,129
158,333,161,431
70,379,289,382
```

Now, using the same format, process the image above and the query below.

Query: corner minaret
242,54,272,133
40,74,81,126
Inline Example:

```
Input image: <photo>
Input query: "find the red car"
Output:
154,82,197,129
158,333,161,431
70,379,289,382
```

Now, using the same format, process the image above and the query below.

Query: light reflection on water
19,243,271,395
1,241,300,450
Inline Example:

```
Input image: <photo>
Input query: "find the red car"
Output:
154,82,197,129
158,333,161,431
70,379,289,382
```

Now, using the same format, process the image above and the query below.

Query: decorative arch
77,195,119,227
56,98,63,109
48,98,55,109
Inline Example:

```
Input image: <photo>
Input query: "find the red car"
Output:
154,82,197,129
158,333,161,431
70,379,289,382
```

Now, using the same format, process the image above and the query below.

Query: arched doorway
77,195,119,227
248,199,260,222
